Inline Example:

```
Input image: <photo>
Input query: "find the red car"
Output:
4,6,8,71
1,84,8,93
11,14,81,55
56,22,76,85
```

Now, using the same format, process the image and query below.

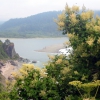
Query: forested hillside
0,10,100,38
0,11,63,38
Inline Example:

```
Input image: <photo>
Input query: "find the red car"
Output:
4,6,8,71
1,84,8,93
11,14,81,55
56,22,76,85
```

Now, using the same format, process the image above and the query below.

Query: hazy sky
0,0,100,21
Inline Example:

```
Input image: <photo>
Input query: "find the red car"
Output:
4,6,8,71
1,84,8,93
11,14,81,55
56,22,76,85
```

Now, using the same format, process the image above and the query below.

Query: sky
0,0,100,21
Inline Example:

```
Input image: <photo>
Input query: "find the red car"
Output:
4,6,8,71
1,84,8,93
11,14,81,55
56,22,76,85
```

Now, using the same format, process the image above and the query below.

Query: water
0,37,68,67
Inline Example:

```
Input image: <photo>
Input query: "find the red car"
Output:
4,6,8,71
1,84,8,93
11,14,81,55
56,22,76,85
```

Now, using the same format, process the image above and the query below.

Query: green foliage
0,92,10,100
0,11,63,38
56,4,100,99
0,74,10,100
5,4,100,100
8,64,60,100
8,55,80,100
0,40,9,59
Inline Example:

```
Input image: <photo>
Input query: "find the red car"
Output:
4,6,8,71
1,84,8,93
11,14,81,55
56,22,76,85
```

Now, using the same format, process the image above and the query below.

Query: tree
8,4,100,100
56,4,100,99
8,55,79,100
9,64,61,100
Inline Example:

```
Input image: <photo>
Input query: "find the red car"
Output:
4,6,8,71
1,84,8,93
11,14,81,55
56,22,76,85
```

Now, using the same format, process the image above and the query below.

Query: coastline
0,37,67,40
0,41,67,79
35,43,65,53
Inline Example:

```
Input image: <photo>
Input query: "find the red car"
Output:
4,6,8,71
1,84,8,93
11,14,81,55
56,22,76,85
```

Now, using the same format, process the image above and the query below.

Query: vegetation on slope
0,40,9,59
0,11,63,38
1,4,100,100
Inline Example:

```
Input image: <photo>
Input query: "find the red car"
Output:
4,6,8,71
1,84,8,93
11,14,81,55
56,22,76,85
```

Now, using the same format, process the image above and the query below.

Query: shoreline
35,43,65,53
0,42,67,79
0,37,67,40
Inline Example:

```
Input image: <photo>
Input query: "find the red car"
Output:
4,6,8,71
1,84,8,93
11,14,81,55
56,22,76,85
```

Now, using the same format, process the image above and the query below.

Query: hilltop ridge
0,11,63,38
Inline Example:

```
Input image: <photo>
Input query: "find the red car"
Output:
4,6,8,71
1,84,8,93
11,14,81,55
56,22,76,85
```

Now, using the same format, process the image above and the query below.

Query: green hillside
0,10,100,38
0,11,63,38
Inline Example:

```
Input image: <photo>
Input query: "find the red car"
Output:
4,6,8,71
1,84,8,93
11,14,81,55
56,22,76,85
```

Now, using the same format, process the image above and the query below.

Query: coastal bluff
3,39,19,59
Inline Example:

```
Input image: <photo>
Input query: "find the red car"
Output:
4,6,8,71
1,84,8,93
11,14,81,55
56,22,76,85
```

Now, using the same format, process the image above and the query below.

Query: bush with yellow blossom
6,4,100,100
56,3,100,100
9,64,60,100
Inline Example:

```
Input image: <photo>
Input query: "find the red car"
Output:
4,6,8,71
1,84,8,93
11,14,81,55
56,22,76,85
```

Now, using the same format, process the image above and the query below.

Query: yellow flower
67,33,75,38
86,37,95,46
34,66,41,72
69,81,82,86
57,21,65,27
58,12,66,21
61,67,70,75
48,55,55,60
39,90,46,96
40,71,47,78
72,5,79,12
86,22,94,30
18,75,24,79
22,64,34,71
81,11,93,20
11,72,19,79
94,80,100,85
42,68,47,72
74,71,79,75
56,59,62,64
19,69,28,76
70,13,78,24
86,23,91,29
93,25,100,32
33,73,38,78
81,82,97,88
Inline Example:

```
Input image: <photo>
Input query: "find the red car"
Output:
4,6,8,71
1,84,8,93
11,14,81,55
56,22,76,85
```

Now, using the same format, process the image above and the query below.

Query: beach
1,61,22,79
35,43,65,53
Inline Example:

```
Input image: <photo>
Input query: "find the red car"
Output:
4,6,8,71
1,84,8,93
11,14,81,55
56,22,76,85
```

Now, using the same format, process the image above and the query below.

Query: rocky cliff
3,39,19,59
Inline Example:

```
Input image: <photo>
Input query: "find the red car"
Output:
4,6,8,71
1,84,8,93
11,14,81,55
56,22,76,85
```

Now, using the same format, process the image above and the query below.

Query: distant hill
0,11,63,38
0,10,100,38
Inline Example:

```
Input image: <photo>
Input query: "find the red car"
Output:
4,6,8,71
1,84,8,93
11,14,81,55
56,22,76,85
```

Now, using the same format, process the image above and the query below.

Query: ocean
0,37,68,67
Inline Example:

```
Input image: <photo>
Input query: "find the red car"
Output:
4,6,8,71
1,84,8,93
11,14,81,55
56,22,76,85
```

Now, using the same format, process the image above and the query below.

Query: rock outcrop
9,60,18,66
18,57,30,63
3,39,19,59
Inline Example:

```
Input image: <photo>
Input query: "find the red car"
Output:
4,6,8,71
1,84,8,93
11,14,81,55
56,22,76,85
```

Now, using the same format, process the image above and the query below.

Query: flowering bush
56,4,100,99
7,4,100,100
